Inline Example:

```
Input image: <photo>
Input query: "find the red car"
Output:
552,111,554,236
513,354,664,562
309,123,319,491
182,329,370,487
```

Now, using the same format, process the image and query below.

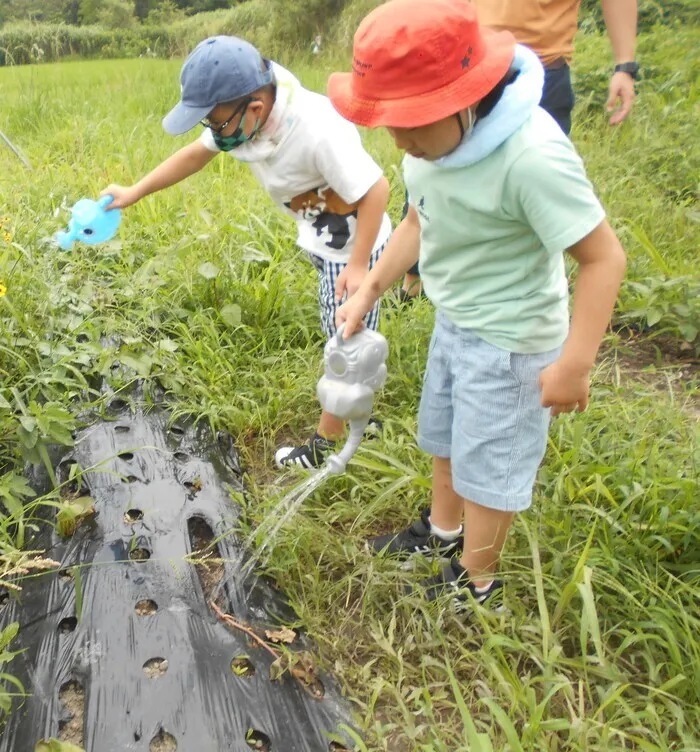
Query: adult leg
540,62,575,136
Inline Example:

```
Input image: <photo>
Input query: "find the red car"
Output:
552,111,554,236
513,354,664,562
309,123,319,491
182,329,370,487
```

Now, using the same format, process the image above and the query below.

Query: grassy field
0,22,698,751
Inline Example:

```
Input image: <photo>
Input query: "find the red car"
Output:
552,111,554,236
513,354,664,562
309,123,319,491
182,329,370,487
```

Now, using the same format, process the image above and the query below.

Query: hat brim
328,30,516,128
162,100,214,135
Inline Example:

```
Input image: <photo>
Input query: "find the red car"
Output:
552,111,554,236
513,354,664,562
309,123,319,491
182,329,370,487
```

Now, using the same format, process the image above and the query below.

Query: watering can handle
334,321,366,345
335,322,353,346
98,195,115,210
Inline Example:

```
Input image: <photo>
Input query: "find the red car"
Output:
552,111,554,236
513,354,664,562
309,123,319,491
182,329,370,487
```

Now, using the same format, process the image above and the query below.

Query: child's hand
335,288,376,339
538,359,590,416
335,262,368,302
100,184,141,210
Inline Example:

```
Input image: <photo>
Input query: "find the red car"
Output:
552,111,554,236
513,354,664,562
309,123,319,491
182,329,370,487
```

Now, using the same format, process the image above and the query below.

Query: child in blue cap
103,36,391,470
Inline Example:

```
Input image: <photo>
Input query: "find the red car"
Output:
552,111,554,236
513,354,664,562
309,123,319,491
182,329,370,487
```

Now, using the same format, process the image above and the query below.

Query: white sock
473,580,495,593
428,517,462,541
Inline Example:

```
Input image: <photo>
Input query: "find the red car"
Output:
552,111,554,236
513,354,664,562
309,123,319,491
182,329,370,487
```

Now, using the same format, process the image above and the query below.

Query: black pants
403,64,574,277
540,62,575,136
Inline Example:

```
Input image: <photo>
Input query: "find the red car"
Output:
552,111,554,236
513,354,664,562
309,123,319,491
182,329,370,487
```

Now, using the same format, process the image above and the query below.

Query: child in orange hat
328,0,626,611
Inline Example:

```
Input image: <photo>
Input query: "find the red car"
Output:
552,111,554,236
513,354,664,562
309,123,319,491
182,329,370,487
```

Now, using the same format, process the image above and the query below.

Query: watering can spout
317,325,388,474
55,195,121,250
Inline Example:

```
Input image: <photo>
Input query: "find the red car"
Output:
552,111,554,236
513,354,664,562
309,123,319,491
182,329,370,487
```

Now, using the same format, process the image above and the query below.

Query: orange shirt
472,0,582,66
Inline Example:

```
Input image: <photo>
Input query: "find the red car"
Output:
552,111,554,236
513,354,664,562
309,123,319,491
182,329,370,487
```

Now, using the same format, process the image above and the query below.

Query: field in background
0,22,698,751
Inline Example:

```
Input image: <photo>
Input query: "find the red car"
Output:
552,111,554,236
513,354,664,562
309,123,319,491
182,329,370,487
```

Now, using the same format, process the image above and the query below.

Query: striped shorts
417,313,561,512
308,241,386,339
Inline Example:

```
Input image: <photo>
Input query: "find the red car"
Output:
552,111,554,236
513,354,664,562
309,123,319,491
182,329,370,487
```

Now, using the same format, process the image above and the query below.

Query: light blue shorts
417,313,561,512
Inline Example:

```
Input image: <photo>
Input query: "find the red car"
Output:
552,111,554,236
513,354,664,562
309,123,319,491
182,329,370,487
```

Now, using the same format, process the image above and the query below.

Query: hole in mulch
306,676,325,700
134,731,142,742
329,743,350,751
246,729,271,750
170,425,185,436
114,425,130,433
108,397,128,411
129,547,151,562
58,568,74,583
119,451,134,461
0,591,9,608
150,728,177,751
75,333,90,344
143,657,168,678
173,451,190,463
135,599,158,616
231,656,255,678
57,458,78,477
57,459,81,497
123,475,140,484
59,679,85,746
124,508,144,523
187,517,224,607
58,617,78,634
183,478,202,497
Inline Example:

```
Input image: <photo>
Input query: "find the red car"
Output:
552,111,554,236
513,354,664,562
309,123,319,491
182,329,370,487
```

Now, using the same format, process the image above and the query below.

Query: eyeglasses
200,98,252,134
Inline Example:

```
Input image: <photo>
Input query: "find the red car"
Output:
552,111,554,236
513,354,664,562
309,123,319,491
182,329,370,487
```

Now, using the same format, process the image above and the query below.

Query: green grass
1,25,699,751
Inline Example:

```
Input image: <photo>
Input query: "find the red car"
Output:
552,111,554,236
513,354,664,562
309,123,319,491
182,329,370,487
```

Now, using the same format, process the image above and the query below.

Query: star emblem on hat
461,45,473,69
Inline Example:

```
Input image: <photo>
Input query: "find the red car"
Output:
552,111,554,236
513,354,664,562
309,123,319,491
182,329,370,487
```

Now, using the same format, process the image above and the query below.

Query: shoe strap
410,507,433,537
310,432,336,450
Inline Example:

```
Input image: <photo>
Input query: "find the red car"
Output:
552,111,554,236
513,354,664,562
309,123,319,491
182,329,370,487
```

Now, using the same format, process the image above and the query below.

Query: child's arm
101,141,217,209
539,219,626,415
334,176,390,301
337,205,421,337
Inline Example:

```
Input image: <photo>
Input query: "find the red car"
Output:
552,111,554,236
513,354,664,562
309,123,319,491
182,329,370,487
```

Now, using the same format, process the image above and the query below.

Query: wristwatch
614,62,640,80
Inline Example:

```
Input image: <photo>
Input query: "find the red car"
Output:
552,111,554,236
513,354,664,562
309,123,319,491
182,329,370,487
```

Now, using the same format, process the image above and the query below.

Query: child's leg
317,411,344,441
460,499,514,587
430,456,462,530
432,454,514,585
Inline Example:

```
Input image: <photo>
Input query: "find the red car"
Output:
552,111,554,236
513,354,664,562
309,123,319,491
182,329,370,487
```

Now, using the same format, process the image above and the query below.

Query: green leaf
646,308,663,327
678,323,698,342
118,353,152,378
35,740,86,752
198,262,219,280
242,247,271,263
157,338,179,353
0,393,11,409
17,426,39,450
220,303,242,328
56,497,95,537
0,623,19,651
19,416,37,433
482,698,524,751
0,473,35,500
48,425,74,447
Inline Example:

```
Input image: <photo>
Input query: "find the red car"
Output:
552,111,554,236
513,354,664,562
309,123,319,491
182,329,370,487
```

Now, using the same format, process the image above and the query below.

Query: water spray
214,325,389,600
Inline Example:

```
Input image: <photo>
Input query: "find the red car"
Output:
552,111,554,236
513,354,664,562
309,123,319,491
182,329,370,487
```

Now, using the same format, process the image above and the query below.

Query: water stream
212,465,335,602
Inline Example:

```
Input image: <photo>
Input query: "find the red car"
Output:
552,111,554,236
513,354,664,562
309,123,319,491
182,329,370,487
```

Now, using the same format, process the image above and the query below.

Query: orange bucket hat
328,0,516,128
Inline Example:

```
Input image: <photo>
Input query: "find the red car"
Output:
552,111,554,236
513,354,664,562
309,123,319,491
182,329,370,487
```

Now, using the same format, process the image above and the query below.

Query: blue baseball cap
162,36,274,135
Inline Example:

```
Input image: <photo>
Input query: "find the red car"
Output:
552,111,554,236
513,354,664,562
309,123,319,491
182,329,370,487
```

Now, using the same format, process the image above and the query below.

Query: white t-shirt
200,64,391,262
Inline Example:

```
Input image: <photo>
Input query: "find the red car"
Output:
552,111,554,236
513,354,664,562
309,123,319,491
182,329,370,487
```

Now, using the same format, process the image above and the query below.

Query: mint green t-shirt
404,108,605,354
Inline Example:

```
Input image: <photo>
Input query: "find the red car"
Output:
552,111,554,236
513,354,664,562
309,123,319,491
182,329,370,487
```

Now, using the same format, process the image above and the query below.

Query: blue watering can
55,195,121,250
